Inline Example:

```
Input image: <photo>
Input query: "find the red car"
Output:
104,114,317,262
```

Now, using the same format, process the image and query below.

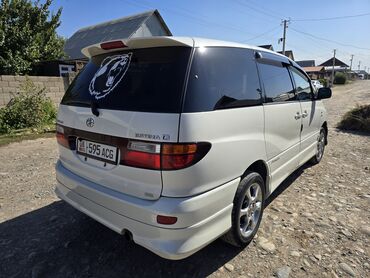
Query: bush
337,105,370,133
334,72,346,84
0,78,57,133
319,78,328,87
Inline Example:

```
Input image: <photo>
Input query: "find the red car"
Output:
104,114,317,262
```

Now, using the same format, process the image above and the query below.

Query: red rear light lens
120,141,211,171
161,142,211,170
100,41,127,50
157,215,177,225
56,125,69,148
121,141,161,170
123,150,161,170
161,153,196,170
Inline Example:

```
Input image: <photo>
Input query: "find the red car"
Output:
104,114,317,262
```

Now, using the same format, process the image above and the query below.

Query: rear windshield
61,47,191,113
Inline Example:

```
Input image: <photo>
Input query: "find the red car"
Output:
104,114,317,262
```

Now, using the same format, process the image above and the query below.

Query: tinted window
290,67,313,100
257,61,295,102
61,47,191,113
184,47,262,112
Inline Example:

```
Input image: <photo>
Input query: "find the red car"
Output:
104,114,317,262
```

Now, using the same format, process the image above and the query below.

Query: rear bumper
55,160,239,260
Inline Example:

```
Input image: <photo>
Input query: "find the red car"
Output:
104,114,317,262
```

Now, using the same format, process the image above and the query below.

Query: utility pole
330,49,336,87
358,61,361,70
281,19,290,55
349,54,354,71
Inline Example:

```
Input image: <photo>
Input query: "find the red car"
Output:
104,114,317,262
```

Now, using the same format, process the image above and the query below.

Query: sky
50,0,370,71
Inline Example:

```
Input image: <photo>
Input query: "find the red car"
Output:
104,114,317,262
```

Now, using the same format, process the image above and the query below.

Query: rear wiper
62,100,90,106
91,101,100,117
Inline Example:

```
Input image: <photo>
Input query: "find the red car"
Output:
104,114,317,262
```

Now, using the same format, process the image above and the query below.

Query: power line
289,27,370,51
241,26,280,42
247,0,287,18
234,0,281,20
292,12,370,22
121,0,255,35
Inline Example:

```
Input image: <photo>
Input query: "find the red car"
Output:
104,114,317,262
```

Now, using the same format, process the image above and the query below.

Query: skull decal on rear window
89,53,132,100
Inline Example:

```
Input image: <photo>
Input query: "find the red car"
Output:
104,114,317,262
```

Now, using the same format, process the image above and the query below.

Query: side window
184,47,262,112
257,61,295,103
290,67,313,100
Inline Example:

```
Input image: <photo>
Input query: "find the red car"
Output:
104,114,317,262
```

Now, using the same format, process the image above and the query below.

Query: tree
0,0,65,75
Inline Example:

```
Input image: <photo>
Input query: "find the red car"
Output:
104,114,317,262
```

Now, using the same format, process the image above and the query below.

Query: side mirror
317,87,332,99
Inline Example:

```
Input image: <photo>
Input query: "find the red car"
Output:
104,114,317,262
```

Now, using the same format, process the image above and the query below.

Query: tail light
122,141,161,170
157,215,178,225
120,141,211,170
161,143,210,170
100,41,127,50
56,125,69,148
56,124,211,171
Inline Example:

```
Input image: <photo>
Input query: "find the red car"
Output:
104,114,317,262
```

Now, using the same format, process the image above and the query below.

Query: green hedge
334,72,346,84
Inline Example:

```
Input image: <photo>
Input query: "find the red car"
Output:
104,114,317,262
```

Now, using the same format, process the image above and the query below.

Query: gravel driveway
0,81,369,278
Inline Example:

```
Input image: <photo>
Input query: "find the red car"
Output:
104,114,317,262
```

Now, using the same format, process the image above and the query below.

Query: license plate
77,139,118,164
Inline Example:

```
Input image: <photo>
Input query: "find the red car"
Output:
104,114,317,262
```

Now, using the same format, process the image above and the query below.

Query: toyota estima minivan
55,37,332,259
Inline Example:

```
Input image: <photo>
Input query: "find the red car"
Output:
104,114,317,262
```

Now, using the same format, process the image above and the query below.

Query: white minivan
55,37,332,260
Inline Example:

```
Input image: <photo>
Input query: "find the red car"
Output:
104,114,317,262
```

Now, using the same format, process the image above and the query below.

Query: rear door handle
302,110,308,118
294,113,301,120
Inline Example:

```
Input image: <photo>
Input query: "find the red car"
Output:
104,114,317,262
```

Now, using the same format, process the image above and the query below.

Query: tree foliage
0,0,65,75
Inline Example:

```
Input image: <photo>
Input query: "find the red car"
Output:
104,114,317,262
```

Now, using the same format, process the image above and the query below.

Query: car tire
222,171,265,247
310,127,326,165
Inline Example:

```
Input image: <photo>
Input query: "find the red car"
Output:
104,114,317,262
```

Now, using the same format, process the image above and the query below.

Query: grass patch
0,125,55,147
337,105,370,133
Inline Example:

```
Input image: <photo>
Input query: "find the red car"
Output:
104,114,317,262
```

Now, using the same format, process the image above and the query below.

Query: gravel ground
0,81,369,278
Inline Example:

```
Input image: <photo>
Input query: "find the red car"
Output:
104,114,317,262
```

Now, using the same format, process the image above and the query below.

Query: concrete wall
0,75,73,107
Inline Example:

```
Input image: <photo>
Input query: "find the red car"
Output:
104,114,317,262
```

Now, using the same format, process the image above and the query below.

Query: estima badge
86,117,94,127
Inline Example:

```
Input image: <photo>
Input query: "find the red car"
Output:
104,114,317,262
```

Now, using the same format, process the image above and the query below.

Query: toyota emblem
86,118,94,127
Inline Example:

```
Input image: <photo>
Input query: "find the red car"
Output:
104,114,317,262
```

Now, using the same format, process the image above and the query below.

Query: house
302,66,325,80
277,50,294,61
319,57,349,71
296,60,315,67
64,10,172,61
318,57,349,79
258,44,274,51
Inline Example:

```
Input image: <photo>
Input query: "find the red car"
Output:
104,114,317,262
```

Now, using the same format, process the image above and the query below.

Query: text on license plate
77,139,117,164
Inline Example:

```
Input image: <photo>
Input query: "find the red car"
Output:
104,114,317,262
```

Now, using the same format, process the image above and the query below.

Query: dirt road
0,81,369,277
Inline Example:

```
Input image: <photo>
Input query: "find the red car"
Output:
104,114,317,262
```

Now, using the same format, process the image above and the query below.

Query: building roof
319,57,349,67
302,66,325,72
296,60,315,67
258,44,274,51
277,50,294,61
64,10,172,60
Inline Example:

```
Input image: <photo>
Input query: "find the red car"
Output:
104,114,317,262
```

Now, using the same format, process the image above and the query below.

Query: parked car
55,37,332,260
311,79,324,90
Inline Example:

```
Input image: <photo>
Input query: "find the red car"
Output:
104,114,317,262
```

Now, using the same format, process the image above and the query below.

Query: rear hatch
57,39,193,200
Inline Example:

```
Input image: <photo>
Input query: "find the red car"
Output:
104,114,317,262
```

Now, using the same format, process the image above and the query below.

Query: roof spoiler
81,37,194,58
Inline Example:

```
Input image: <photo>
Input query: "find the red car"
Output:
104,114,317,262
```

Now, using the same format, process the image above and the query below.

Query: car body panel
55,160,240,259
263,102,302,192
57,104,180,200
162,106,265,197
